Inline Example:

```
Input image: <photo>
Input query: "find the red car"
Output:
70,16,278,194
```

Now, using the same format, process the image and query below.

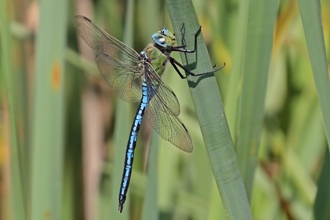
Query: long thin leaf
297,0,330,218
314,148,330,220
236,0,278,200
0,0,27,219
224,0,250,138
30,0,67,219
166,0,252,219
298,0,330,149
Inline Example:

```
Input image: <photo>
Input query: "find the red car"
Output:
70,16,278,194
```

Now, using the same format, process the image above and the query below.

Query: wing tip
173,139,193,153
184,143,193,153
74,15,91,23
185,148,193,153
73,15,92,28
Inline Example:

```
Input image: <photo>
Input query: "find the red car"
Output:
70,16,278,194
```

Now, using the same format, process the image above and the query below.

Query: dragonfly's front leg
170,57,226,78
170,24,226,77
171,23,201,53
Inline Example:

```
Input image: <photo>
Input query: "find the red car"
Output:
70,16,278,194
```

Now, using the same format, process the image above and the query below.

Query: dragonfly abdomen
118,83,149,212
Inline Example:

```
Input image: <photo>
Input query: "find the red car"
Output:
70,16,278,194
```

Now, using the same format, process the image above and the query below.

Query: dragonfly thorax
140,44,168,76
152,28,175,49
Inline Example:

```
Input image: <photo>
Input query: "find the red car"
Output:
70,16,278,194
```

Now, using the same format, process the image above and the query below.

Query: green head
152,28,175,49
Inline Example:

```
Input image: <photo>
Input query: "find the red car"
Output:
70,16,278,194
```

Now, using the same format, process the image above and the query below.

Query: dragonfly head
152,28,175,48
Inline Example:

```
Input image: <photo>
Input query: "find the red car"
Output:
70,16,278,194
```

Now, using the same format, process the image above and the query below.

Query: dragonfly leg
171,24,202,53
171,23,187,50
170,57,226,77
169,57,187,79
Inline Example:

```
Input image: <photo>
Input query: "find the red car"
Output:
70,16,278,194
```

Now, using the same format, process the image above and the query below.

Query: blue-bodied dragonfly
73,15,224,212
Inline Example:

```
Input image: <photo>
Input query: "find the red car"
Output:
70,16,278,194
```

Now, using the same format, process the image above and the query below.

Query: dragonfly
73,15,224,212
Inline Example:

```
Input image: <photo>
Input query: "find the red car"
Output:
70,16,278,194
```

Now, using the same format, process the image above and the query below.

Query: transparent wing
74,15,142,103
144,64,181,116
144,63,193,152
96,54,142,102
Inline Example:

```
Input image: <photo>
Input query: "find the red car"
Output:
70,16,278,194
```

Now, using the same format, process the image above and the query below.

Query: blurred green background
1,0,330,219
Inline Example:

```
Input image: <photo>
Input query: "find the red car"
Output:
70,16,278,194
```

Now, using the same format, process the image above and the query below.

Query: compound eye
158,37,165,44
161,28,168,36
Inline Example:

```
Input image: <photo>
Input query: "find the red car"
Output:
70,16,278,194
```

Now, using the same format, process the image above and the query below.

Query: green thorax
142,44,167,76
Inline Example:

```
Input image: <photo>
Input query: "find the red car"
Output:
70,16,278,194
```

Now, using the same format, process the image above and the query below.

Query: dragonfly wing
144,64,193,152
96,54,142,102
74,15,142,103
144,63,180,116
146,101,193,152
74,15,140,61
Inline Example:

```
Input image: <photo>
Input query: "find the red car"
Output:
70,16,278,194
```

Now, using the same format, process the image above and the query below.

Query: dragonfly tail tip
118,204,123,213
